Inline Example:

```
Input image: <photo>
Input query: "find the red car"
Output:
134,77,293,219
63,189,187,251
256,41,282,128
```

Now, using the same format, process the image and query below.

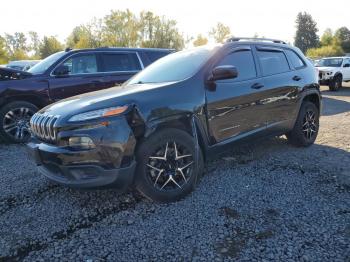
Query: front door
49,53,105,100
205,46,267,143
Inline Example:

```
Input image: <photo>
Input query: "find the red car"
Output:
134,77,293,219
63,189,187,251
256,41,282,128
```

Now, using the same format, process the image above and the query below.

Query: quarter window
63,54,97,75
257,50,290,76
101,53,141,72
217,50,256,81
285,49,305,69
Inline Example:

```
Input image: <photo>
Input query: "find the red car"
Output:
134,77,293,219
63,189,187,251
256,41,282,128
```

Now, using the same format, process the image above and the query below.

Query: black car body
0,47,173,142
27,38,321,202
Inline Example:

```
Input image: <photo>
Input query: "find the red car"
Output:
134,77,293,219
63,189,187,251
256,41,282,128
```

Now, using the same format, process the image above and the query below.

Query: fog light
68,136,95,149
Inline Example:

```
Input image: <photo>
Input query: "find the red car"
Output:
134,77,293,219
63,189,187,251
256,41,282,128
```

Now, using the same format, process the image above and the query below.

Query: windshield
315,58,343,67
28,52,65,74
128,46,219,84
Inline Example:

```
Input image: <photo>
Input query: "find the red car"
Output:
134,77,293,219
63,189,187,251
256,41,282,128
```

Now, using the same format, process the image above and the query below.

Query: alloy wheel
146,141,194,191
302,110,317,140
2,107,35,142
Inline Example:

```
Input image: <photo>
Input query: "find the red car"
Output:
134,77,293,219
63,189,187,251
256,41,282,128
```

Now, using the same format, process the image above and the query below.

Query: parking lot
0,84,349,261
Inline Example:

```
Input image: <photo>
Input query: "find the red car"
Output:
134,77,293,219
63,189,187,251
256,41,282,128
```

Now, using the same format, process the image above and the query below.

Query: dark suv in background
0,47,173,143
28,38,321,202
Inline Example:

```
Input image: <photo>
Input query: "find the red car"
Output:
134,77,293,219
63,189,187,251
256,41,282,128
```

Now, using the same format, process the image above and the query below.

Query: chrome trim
30,113,59,142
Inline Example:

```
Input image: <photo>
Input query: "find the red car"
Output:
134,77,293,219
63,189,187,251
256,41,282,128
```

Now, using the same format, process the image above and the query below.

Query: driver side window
63,54,97,75
217,50,257,81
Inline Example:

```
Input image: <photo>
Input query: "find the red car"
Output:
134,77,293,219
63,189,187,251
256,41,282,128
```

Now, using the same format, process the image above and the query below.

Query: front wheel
286,101,319,147
134,128,203,203
329,75,342,91
0,101,38,143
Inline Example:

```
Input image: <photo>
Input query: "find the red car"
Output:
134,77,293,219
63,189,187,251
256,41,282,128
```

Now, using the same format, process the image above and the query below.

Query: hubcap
302,110,317,140
147,142,193,191
3,107,35,141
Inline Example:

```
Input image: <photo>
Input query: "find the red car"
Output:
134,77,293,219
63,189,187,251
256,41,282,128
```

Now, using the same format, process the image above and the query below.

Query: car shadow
321,96,350,116
321,85,350,97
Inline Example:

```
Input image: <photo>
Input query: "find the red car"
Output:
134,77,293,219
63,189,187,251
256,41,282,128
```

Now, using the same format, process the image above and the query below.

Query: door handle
293,75,302,81
251,83,264,89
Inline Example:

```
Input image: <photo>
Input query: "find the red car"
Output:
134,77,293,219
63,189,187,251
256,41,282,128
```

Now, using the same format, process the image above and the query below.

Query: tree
335,26,350,53
102,9,139,47
0,36,8,64
193,34,208,47
4,32,29,60
39,36,63,58
294,12,319,53
320,28,333,46
28,31,41,58
209,22,231,43
66,19,104,49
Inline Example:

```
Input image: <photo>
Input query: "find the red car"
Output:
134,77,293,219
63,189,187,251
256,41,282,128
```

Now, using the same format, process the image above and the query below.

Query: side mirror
209,65,238,81
53,65,70,76
343,63,350,68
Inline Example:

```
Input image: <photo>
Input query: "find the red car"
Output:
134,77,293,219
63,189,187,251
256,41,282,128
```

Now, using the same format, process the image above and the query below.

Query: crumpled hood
0,67,32,81
40,81,176,120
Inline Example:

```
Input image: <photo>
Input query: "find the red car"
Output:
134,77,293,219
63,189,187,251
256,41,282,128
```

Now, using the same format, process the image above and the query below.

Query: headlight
326,71,333,75
69,106,128,122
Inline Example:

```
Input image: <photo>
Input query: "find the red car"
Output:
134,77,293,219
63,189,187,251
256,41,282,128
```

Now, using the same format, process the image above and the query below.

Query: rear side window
217,50,256,81
257,50,290,76
101,53,141,72
146,51,170,63
285,49,305,69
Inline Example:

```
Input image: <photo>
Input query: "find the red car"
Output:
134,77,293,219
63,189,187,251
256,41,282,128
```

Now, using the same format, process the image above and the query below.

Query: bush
307,45,344,58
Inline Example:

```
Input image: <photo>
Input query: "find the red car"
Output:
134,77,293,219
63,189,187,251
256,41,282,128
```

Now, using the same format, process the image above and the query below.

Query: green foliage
335,26,350,53
66,10,184,50
39,36,63,58
193,34,208,47
209,22,231,43
320,28,333,46
306,45,344,58
294,12,319,53
0,36,8,64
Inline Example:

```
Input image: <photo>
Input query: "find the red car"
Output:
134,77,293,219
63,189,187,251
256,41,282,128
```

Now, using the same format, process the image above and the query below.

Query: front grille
30,113,59,143
319,72,323,79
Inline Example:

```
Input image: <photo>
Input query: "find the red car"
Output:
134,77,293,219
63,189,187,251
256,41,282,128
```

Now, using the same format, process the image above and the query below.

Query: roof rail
226,37,286,44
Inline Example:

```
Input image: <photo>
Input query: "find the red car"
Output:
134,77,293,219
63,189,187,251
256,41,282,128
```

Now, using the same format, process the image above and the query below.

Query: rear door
205,46,267,143
49,52,105,100
255,46,301,132
99,52,143,88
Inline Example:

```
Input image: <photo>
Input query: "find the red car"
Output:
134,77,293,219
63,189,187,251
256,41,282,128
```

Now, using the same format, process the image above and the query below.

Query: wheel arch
0,95,48,109
128,109,208,160
302,92,321,112
334,72,343,80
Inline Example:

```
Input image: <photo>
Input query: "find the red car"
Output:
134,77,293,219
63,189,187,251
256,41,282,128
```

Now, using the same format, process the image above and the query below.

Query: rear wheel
134,128,203,202
0,101,38,143
329,75,342,91
286,101,319,147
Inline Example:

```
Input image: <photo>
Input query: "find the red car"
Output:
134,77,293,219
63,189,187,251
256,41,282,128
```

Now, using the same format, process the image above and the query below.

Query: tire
286,101,319,147
0,101,38,143
134,128,204,203
329,75,342,91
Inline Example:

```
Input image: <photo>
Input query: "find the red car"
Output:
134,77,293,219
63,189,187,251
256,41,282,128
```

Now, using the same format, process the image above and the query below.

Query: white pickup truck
316,57,350,91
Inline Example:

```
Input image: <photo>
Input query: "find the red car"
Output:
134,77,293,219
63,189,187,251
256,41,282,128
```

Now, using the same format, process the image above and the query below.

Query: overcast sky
1,0,349,45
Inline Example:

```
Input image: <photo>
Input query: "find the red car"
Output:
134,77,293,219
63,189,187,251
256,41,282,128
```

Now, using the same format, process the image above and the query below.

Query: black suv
0,47,173,143
27,38,321,202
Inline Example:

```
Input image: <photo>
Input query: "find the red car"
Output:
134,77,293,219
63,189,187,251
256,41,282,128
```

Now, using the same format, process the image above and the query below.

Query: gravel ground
0,85,349,261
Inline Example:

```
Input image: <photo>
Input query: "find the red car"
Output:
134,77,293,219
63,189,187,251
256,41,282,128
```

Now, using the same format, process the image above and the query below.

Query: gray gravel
0,85,349,262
